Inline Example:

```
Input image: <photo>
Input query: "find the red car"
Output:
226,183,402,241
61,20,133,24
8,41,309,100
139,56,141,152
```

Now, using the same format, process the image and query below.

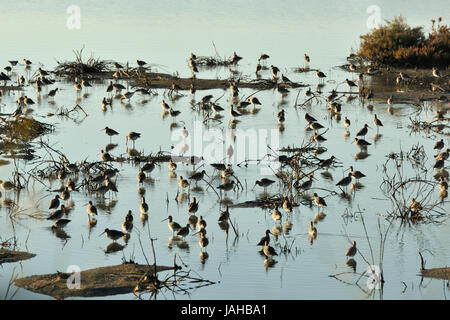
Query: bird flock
0,50,448,274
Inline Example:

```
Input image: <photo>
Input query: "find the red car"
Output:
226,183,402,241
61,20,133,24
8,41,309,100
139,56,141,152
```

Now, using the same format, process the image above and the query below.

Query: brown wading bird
316,70,326,83
188,197,199,214
100,228,126,242
354,138,371,149
348,166,366,182
336,172,353,192
257,230,272,246
177,224,191,240
197,216,207,230
313,193,327,212
356,124,369,138
254,178,275,192
197,228,209,251
49,195,60,210
87,201,98,217
126,131,141,147
345,241,357,258
259,53,270,62
345,78,357,91
218,206,230,222
263,241,278,259
271,206,282,223
373,114,383,133
53,219,71,229
103,126,119,142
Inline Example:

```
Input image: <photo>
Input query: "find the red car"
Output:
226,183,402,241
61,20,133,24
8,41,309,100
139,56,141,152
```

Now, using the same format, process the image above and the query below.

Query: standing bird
281,73,292,83
254,178,276,191
48,88,59,99
137,60,147,67
263,241,278,259
345,241,357,258
304,54,310,67
231,52,243,64
304,113,317,123
47,205,66,221
345,79,357,91
162,216,181,235
74,78,82,93
316,70,327,83
434,139,444,151
373,114,383,133
53,219,71,229
249,96,262,109
87,201,98,217
188,197,199,214
348,166,366,182
197,216,207,230
218,206,230,222
100,149,113,162
140,197,149,214
189,170,207,184
100,228,126,242
270,65,280,79
137,168,146,184
336,172,353,192
103,126,119,142
177,224,191,240
197,228,209,251
271,206,282,223
258,53,270,62
354,138,371,149
277,109,285,123
168,159,177,172
178,176,190,189
257,230,272,246
126,131,141,147
49,195,60,210
343,117,351,134
60,187,70,202
282,197,293,213
313,193,327,212
106,81,114,93
356,124,369,138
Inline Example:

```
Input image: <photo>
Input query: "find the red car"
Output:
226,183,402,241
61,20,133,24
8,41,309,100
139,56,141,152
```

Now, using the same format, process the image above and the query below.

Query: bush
357,16,450,67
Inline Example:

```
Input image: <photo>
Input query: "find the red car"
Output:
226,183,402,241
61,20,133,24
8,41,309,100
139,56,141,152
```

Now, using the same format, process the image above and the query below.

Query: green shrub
357,16,450,67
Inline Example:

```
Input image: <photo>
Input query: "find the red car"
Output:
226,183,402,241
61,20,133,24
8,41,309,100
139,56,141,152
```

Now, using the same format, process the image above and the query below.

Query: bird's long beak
99,231,105,237
161,218,168,222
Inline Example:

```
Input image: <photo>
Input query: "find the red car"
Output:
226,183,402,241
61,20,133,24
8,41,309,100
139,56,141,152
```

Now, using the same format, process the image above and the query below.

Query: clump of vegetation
54,47,112,77
0,117,53,144
357,16,450,67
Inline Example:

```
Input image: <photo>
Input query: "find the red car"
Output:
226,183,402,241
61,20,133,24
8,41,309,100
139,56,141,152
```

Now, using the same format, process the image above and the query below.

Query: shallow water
0,1,449,300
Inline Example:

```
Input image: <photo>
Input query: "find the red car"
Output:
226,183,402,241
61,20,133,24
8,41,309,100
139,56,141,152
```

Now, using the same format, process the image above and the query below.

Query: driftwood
418,251,450,280
14,263,178,299
0,249,35,264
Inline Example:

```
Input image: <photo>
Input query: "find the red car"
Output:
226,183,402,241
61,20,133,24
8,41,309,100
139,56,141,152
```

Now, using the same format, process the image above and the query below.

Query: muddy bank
14,263,178,299
339,64,450,103
57,68,308,91
0,249,35,264
421,267,450,280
